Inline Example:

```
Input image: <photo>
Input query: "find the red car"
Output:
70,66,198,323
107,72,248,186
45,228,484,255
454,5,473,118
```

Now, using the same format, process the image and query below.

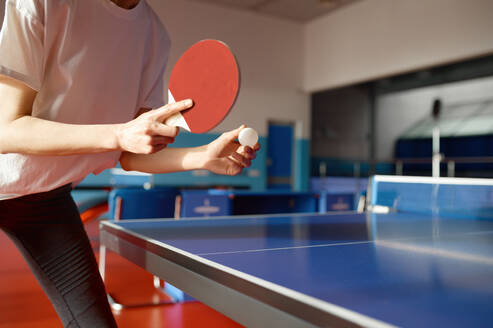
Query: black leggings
0,185,117,328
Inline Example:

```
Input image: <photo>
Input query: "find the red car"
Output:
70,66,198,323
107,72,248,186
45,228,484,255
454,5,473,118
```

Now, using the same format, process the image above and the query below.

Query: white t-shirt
0,0,170,199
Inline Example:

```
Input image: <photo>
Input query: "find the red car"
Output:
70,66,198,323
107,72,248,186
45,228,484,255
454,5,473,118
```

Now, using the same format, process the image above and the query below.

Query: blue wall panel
294,138,310,191
78,132,314,192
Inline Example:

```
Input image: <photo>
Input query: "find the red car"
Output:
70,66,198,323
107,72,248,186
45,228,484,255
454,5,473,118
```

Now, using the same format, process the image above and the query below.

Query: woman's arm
120,126,259,176
0,74,192,156
120,146,209,173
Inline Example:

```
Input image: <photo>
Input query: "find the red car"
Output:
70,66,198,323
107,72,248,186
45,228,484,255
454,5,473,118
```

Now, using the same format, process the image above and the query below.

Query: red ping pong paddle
164,40,240,134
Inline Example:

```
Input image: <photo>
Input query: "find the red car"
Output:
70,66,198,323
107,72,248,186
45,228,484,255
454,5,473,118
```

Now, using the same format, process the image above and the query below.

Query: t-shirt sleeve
0,0,44,91
140,21,171,110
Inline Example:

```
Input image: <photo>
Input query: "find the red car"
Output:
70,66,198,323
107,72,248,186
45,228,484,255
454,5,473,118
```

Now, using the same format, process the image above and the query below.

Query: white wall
148,0,309,138
376,76,493,160
305,0,493,93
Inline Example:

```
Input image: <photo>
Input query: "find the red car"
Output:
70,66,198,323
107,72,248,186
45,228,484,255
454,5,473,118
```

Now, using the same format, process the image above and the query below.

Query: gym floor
0,218,240,328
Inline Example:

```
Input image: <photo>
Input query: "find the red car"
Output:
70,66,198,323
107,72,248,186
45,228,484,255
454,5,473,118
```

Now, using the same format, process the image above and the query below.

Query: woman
0,0,258,326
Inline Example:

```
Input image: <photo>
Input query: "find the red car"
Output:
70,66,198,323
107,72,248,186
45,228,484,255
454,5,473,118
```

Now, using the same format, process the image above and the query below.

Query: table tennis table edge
99,219,395,328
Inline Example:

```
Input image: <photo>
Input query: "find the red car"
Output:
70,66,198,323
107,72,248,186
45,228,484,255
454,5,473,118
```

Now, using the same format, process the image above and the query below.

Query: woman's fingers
150,123,179,138
149,99,193,122
242,146,257,160
230,151,251,168
151,136,175,145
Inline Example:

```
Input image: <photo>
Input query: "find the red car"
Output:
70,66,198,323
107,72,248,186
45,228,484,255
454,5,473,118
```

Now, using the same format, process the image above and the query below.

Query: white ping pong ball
238,127,258,147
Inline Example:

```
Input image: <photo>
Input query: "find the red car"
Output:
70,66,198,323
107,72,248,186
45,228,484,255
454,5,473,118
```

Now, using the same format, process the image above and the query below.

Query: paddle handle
164,89,191,131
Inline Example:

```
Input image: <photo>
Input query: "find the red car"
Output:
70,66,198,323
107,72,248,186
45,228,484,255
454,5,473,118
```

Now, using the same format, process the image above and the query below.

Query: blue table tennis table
99,176,493,327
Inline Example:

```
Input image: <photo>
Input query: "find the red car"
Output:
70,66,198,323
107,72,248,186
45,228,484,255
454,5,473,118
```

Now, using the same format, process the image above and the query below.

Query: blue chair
108,187,179,220
318,192,354,212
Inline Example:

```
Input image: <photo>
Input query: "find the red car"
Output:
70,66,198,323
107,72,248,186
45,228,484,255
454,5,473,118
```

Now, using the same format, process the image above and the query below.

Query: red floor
0,219,242,328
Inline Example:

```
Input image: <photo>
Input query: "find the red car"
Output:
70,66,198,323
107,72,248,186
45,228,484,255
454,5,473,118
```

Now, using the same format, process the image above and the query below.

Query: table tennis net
369,177,493,219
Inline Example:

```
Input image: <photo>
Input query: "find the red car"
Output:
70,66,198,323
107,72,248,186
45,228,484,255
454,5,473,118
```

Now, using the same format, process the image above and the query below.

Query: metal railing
317,156,493,178
394,156,493,177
